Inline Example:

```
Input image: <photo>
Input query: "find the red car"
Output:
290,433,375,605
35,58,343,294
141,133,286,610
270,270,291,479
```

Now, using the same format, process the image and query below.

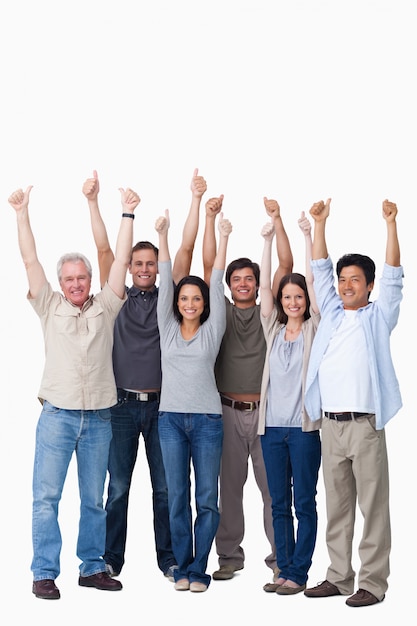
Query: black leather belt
221,395,260,412
120,390,160,402
325,411,370,421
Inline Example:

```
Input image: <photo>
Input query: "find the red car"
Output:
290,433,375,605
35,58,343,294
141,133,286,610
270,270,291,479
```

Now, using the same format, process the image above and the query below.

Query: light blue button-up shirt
304,256,403,430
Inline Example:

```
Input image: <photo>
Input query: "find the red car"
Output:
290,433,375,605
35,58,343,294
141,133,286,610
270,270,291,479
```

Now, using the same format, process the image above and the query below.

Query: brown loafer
263,582,282,592
276,583,306,595
304,580,341,597
263,566,282,592
32,579,60,600
79,571,122,591
346,588,385,607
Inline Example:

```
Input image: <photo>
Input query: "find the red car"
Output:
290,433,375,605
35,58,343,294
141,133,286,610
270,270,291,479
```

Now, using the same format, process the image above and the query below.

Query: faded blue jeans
158,412,223,587
104,391,176,575
31,401,112,581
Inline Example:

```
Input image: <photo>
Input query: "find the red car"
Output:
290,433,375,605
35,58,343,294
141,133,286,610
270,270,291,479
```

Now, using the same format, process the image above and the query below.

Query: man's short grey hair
57,253,93,282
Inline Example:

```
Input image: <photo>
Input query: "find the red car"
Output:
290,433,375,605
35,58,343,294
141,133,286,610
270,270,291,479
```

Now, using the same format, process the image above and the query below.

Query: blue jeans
261,427,321,585
31,401,112,581
104,392,175,575
158,412,223,587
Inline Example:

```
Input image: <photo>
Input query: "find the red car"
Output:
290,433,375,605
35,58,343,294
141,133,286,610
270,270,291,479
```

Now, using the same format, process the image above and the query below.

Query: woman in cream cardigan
258,212,321,595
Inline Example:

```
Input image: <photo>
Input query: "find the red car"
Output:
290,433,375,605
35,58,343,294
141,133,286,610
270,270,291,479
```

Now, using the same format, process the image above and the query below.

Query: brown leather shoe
79,571,123,591
304,580,341,597
346,588,385,607
32,579,60,600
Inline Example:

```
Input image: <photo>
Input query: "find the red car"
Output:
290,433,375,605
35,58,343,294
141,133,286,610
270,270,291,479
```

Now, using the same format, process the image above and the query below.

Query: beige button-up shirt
29,281,126,410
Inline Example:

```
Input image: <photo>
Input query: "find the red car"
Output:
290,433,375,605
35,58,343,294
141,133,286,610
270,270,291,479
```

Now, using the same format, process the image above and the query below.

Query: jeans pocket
206,413,222,422
41,401,60,415
96,407,112,422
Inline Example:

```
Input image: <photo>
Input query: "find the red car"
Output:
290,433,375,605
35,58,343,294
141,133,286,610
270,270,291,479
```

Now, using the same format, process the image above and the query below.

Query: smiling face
280,283,307,320
59,261,92,307
228,267,258,308
129,248,158,291
338,265,374,310
177,283,205,322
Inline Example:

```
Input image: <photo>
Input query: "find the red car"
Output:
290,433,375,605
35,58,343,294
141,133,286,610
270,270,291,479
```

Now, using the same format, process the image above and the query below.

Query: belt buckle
338,412,354,421
244,401,256,412
138,393,148,401
333,412,346,421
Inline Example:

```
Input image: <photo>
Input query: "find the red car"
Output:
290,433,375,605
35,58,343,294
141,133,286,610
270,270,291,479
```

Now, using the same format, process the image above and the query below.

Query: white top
318,309,374,413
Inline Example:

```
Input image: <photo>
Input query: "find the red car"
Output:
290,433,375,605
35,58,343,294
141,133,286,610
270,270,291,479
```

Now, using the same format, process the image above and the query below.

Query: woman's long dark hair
173,275,210,324
275,273,311,324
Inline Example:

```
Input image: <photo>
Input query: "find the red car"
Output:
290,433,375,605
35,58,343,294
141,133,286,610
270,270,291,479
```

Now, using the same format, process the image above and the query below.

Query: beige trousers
215,404,276,571
322,415,390,600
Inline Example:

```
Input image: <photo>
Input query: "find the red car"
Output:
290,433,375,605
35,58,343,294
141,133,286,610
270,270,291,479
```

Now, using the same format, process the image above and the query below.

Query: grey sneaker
105,563,120,578
164,565,178,582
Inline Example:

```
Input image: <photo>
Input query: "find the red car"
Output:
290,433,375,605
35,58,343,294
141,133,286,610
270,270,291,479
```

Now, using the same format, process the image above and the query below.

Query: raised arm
259,221,276,318
213,212,233,272
202,195,224,284
107,187,140,299
8,186,47,298
172,168,207,284
298,211,319,314
82,170,114,288
309,198,331,260
382,199,400,267
263,198,294,296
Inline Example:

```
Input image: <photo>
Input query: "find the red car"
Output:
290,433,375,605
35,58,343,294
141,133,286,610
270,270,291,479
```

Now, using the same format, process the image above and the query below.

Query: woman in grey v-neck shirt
154,203,232,593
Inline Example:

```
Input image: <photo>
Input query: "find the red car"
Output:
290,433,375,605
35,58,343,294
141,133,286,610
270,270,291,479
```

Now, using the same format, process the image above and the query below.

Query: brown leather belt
325,411,370,421
221,395,260,412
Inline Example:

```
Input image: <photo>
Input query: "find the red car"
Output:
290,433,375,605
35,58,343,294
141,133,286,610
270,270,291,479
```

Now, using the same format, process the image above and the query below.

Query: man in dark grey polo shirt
83,168,207,580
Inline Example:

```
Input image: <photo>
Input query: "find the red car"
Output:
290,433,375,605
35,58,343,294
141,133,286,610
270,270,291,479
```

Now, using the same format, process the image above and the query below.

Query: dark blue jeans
261,427,321,585
104,391,176,575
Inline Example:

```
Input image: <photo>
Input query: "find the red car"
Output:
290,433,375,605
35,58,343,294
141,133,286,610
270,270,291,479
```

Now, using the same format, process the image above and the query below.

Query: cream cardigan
257,307,322,435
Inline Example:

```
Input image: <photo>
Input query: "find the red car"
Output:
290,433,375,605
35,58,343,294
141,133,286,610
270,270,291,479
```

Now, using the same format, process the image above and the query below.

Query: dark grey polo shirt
112,284,161,391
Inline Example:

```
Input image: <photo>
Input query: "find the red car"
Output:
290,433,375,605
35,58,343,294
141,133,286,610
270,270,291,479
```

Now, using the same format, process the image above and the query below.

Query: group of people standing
8,168,403,608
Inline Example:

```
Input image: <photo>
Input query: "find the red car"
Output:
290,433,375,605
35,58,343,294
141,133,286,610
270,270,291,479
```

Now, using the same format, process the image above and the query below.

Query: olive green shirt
215,299,266,394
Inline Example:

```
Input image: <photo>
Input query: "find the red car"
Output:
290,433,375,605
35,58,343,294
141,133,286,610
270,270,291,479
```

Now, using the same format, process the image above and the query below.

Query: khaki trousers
215,404,276,571
322,415,390,600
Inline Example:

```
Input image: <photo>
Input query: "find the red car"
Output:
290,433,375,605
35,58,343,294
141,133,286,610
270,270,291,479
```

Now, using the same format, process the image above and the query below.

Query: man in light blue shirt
304,198,403,608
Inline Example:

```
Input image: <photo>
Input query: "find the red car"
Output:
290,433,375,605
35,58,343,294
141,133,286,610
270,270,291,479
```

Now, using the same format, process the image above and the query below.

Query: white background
0,1,414,624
